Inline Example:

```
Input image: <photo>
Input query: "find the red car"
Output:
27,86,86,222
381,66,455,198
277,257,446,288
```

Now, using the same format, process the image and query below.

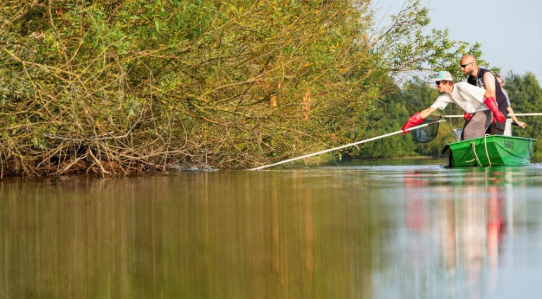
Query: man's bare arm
483,72,497,99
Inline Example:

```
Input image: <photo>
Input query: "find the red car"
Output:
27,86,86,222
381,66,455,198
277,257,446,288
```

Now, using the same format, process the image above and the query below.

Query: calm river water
2,158,542,298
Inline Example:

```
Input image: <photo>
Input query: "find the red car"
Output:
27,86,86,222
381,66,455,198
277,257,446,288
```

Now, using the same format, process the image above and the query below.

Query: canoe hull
440,135,536,167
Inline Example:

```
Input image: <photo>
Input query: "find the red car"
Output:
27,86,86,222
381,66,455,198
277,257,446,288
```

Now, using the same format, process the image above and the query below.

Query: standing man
460,54,508,135
402,71,504,140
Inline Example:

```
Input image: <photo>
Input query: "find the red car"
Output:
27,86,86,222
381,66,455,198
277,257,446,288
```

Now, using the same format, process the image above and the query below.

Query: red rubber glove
483,97,505,123
402,113,423,135
463,112,472,120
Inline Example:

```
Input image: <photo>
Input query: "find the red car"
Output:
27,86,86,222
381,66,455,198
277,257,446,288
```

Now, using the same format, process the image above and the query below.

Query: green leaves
373,0,486,80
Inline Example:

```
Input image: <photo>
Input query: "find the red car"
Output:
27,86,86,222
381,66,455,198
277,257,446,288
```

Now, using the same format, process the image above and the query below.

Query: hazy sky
375,0,542,82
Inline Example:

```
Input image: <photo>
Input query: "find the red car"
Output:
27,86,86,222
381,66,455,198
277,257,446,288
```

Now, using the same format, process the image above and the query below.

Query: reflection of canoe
440,135,536,167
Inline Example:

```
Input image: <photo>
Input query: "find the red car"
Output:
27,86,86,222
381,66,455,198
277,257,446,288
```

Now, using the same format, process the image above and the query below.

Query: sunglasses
460,62,473,68
436,81,442,85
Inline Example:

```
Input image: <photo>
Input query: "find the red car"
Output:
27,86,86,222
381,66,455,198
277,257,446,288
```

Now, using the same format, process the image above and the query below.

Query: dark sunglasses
435,81,441,85
460,62,473,68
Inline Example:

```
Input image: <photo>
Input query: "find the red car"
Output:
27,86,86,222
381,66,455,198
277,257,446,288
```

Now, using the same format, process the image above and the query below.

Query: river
2,159,542,298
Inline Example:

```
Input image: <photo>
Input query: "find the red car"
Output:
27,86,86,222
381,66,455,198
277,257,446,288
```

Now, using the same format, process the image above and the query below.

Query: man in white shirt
402,71,504,140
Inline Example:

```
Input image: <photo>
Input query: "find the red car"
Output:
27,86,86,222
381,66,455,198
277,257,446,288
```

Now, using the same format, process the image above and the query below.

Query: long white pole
443,113,542,118
249,119,446,171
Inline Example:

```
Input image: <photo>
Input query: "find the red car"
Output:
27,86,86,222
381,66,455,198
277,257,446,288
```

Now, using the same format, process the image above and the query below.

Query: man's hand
483,97,505,123
402,113,423,135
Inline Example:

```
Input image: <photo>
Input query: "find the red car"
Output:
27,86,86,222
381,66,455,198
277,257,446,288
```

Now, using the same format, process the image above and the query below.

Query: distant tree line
0,0,524,176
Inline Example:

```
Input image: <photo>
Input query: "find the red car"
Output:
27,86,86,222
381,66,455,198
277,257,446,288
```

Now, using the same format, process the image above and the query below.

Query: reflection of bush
1,173,383,298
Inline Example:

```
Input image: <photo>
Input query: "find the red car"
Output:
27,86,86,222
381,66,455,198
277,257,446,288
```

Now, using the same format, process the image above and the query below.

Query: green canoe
440,135,536,167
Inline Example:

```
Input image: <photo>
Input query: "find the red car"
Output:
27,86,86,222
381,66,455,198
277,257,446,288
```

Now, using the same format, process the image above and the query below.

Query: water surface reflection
2,162,542,298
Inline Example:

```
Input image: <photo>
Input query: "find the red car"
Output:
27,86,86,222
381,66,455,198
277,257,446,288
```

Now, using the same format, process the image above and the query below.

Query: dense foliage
0,0,526,176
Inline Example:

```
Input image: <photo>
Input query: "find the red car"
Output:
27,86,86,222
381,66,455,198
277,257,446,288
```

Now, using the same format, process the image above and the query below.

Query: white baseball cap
431,71,454,82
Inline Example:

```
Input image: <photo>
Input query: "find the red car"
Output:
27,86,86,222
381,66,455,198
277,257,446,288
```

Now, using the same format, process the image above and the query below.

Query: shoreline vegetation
1,1,540,178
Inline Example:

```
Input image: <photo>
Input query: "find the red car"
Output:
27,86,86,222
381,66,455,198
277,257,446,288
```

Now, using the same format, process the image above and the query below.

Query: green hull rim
440,135,536,167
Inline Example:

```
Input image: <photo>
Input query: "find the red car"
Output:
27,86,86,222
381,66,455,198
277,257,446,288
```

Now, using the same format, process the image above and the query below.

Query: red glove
463,112,472,120
402,113,423,135
483,97,505,123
